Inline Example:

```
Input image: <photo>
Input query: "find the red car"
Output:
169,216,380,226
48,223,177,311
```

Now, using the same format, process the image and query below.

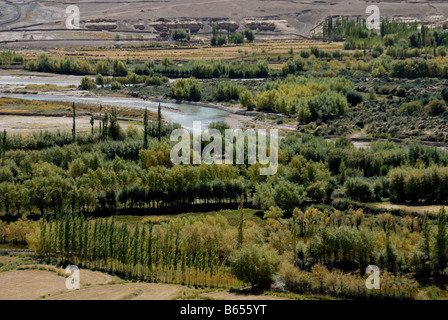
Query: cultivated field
0,263,291,300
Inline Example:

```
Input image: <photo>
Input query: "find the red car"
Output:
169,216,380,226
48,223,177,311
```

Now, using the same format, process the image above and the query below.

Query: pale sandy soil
30,264,114,287
0,256,18,263
0,115,141,135
0,270,67,300
0,264,291,300
0,267,187,300
374,203,445,215
48,283,188,300
201,291,288,300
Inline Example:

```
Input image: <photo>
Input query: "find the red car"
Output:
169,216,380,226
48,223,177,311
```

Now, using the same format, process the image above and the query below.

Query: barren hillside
1,0,448,47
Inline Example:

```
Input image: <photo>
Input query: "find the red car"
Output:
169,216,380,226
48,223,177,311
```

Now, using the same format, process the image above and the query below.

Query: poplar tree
1,129,6,158
237,198,244,249
143,107,149,149
72,103,76,142
157,103,162,141
90,115,94,135
421,213,431,261
108,108,120,140
99,105,103,133
435,207,447,271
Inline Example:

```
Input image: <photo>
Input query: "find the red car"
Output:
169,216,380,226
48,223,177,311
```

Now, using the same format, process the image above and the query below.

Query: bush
171,77,202,101
306,181,327,202
229,32,244,44
79,76,96,90
244,28,255,42
239,90,255,110
113,60,128,76
230,244,280,289
425,100,447,116
172,29,190,41
96,74,104,87
441,86,448,103
346,90,363,106
111,80,122,90
399,101,422,115
344,178,375,202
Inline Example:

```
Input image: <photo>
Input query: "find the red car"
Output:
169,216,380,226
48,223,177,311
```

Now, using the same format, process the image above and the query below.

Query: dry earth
0,266,188,300
374,203,446,215
0,115,141,134
201,291,288,300
2,0,448,48
0,266,287,300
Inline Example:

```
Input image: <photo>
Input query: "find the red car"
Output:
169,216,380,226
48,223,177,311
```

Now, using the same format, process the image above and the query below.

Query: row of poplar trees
38,214,235,287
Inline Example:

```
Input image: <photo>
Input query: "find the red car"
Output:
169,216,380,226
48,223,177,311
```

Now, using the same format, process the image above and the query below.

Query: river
0,72,228,130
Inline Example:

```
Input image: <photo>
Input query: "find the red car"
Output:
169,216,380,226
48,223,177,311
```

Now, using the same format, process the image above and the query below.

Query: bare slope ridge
2,0,448,47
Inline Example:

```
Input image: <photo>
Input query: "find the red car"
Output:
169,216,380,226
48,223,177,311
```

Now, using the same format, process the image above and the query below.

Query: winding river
0,72,228,130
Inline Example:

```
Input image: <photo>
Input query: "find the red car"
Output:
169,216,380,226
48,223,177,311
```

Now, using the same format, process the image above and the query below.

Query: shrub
399,101,422,115
171,77,202,101
229,32,244,44
113,59,128,76
425,100,447,116
244,28,255,42
344,178,375,202
346,90,363,106
96,74,104,87
230,244,280,289
79,76,96,90
172,29,190,41
306,181,327,202
111,80,122,90
239,90,255,110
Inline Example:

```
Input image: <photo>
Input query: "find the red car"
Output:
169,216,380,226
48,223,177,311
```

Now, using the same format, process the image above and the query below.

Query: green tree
230,244,279,289
172,29,190,41
80,76,96,90
72,103,76,142
434,207,447,271
96,74,104,88
90,115,94,135
425,100,447,116
244,28,255,42
1,129,6,158
237,198,244,249
113,59,127,76
263,206,284,223
239,90,255,110
421,213,431,261
108,108,122,140
143,107,149,149
157,103,162,142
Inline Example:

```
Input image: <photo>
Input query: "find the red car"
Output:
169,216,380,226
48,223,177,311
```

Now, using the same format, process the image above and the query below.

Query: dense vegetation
3,16,448,299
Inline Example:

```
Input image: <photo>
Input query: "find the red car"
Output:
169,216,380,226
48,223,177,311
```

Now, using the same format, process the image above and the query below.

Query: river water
0,73,228,130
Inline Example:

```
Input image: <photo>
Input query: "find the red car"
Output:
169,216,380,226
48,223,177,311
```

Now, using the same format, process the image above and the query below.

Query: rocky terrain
1,0,448,47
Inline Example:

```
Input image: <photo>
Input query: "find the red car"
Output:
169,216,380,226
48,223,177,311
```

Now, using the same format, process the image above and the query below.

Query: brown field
0,267,188,300
0,270,68,300
0,265,289,300
47,283,188,300
0,255,19,264
201,291,288,300
0,115,142,135
374,203,446,215
37,41,342,62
